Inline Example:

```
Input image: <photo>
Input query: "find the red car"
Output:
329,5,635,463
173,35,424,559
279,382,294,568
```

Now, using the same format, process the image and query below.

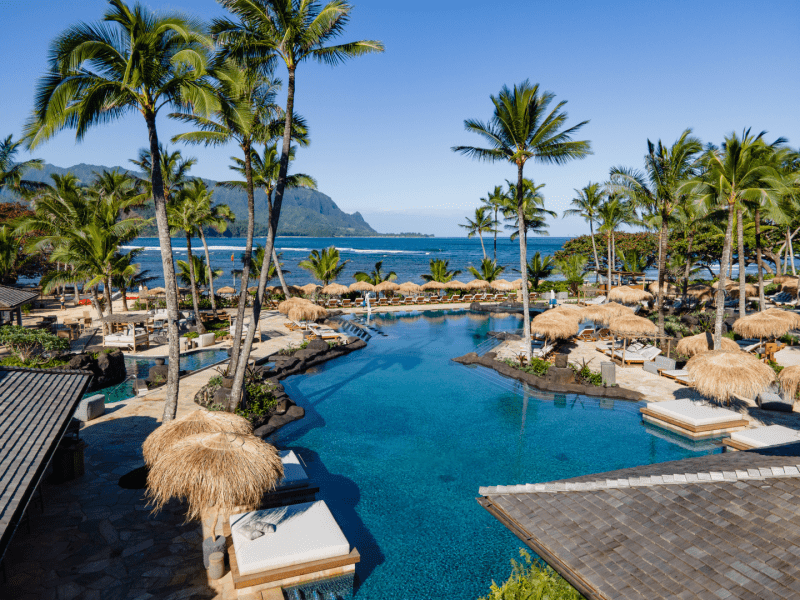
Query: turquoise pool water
276,310,720,599
91,349,229,403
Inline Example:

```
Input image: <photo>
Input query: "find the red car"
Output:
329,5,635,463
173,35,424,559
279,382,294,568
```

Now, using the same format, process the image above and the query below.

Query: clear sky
2,0,798,236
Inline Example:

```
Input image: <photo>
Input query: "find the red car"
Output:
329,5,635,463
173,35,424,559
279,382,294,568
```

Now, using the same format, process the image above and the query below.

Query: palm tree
609,129,702,336
480,186,507,261
555,255,588,295
422,258,461,283
178,254,222,287
460,207,495,259
503,179,555,240
299,246,349,285
687,130,781,348
130,145,197,202
354,260,396,285
596,195,633,288
213,0,383,407
25,0,213,422
0,135,46,195
453,81,591,357
671,196,704,300
525,251,555,289
111,248,149,311
563,183,604,281
191,184,235,315
0,225,30,284
245,245,287,285
468,258,505,282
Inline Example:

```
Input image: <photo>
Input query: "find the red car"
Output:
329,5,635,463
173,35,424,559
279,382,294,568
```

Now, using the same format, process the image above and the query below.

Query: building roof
479,443,800,600
0,367,92,564
100,312,150,323
0,285,38,309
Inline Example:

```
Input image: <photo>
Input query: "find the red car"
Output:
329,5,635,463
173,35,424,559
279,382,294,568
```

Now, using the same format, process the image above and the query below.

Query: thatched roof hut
763,308,800,329
581,304,617,326
685,284,714,301
374,281,400,292
772,276,798,286
609,314,658,336
299,283,321,295
287,304,328,322
467,279,491,290
782,281,799,293
603,302,634,318
608,286,653,304
445,280,468,290
728,284,758,299
686,350,775,404
648,281,679,296
350,281,375,293
778,365,800,402
216,286,237,295
675,332,739,357
421,281,443,290
142,410,252,467
530,311,579,341
398,282,422,293
733,312,794,339
148,286,167,296
277,296,315,314
321,283,349,295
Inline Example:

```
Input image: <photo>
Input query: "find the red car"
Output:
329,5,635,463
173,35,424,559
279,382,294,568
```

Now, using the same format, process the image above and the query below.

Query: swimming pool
276,309,720,599
91,348,230,403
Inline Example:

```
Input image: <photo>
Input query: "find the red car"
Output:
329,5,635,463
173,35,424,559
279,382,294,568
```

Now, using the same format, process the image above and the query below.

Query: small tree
481,550,584,600
525,251,555,289
421,258,461,283
556,255,588,295
467,258,505,282
0,325,69,366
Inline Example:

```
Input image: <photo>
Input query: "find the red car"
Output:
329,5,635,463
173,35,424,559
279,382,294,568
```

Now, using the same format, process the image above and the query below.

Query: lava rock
274,398,292,415
546,367,576,385
213,388,230,406
67,353,93,371
293,348,320,362
554,353,568,369
93,349,126,389
306,339,330,353
147,364,169,387
680,314,699,327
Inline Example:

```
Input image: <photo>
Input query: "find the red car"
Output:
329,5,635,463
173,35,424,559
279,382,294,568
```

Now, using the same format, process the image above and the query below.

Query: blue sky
2,0,798,236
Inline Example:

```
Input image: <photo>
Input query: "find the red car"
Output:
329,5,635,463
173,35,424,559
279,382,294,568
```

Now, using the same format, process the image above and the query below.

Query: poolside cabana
0,285,39,325
374,281,399,294
478,443,800,600
99,313,151,352
0,367,92,568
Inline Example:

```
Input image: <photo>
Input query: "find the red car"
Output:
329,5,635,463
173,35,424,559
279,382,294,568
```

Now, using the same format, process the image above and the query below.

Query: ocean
117,236,570,288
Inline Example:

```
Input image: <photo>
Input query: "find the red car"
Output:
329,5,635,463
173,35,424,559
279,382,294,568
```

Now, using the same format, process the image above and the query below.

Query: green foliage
178,254,221,288
0,325,69,365
502,358,550,377
468,258,506,282
0,355,69,369
618,249,649,273
480,550,584,600
768,360,784,375
183,331,199,339
422,258,461,283
780,334,799,345
553,232,657,269
299,246,349,285
570,359,603,386
525,252,555,289
535,280,569,294
354,260,397,285
555,255,588,294
239,382,278,420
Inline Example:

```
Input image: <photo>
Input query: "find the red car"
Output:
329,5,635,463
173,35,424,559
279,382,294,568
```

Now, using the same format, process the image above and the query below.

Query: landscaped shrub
570,361,603,386
502,357,550,377
480,550,584,600
0,325,69,366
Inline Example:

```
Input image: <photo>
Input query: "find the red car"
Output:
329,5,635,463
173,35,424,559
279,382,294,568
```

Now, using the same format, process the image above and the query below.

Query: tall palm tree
687,130,781,348
299,246,349,285
354,260,397,285
460,207,495,259
25,0,213,422
213,0,383,407
111,248,150,311
178,254,221,287
0,135,46,195
480,186,507,261
609,129,702,336
245,245,287,285
671,196,704,300
0,225,30,284
503,179,555,240
421,258,461,283
596,195,632,288
468,258,505,282
453,81,591,357
130,145,197,202
563,182,604,282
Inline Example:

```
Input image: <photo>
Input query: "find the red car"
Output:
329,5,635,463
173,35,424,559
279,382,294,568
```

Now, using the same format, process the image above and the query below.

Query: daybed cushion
74,394,105,421
230,500,350,575
729,425,800,448
197,332,215,348
278,450,309,489
646,399,740,427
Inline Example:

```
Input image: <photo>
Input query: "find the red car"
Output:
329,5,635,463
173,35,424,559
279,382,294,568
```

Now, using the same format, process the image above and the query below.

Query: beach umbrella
510,279,531,289
728,284,758,299
530,311,579,343
603,301,633,318
216,286,236,295
733,311,794,340
778,365,800,402
608,285,653,304
763,308,800,329
142,410,253,467
398,282,422,294
685,284,715,301
648,281,678,296
247,286,259,294
374,281,400,293
467,279,491,290
711,280,737,290
421,281,444,290
277,297,314,314
299,283,321,295
492,280,515,292
445,280,468,290
675,332,739,357
686,349,775,404
782,281,798,293
581,304,618,326
549,304,582,324
609,314,658,336
350,281,375,293
772,276,798,286
147,432,283,538
287,304,328,322
322,283,349,296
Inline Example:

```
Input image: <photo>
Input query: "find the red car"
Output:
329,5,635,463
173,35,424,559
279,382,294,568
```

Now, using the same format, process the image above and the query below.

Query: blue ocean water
273,310,719,600
117,236,570,288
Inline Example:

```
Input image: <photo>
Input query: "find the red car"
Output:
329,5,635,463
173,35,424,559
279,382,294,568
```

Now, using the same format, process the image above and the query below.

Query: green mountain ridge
5,161,381,237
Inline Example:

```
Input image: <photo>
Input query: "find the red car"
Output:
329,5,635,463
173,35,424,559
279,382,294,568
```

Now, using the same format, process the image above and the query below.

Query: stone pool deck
0,312,304,600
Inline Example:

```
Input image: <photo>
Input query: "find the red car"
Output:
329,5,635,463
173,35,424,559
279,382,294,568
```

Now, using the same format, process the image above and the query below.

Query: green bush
0,325,69,366
0,355,69,369
571,364,603,386
480,550,584,600
183,331,199,339
768,359,784,375
239,382,279,419
208,376,223,387
502,358,550,377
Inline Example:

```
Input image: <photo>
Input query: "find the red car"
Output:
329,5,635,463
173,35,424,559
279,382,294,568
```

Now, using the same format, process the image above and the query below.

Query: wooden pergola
99,313,151,352
0,285,39,326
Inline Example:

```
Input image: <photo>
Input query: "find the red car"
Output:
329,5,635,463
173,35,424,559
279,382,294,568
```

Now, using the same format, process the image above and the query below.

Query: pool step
332,318,372,341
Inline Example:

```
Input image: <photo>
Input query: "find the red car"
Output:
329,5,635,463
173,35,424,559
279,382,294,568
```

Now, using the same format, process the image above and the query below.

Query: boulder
213,388,230,407
147,364,169,387
680,314,699,327
306,339,329,353
345,338,367,351
67,353,93,371
293,348,321,362
545,367,575,386
94,349,126,388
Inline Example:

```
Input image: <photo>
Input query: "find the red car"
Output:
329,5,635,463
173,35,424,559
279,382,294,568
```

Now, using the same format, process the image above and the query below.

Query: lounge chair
643,354,676,374
579,294,607,307
531,342,554,359
736,339,764,354
462,294,475,302
104,325,149,351
389,297,401,306
639,346,662,361
341,299,353,308
576,327,596,341
325,299,340,308
403,296,415,305
659,369,693,385
596,328,614,341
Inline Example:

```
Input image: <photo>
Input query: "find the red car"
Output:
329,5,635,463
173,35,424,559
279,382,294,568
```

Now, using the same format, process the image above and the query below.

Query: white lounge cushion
640,346,662,361
662,369,690,378
612,350,646,362
278,450,309,489
729,425,800,448
646,399,740,428
197,332,215,348
230,500,350,575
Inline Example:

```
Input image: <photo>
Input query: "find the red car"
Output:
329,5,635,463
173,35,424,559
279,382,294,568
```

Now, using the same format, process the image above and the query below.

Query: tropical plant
555,254,588,295
212,0,384,409
110,248,151,311
0,135,46,195
25,0,214,422
503,179,555,240
480,550,583,600
0,325,70,366
298,246,349,285
130,145,197,202
525,251,555,289
618,249,648,273
0,225,30,284
244,245,287,285
421,258,461,283
453,81,591,357
563,182,604,281
460,206,495,259
480,186,507,260
354,260,396,285
178,254,222,288
468,258,505,282
596,195,634,288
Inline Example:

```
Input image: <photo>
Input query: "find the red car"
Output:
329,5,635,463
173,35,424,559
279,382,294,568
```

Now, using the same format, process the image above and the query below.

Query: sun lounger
723,425,800,451
596,328,614,341
640,399,748,439
461,294,474,302
325,299,340,308
639,346,662,361
736,339,764,353
104,326,150,351
576,327,596,341
403,296,414,305
579,295,607,306
659,369,692,385
611,349,647,364
341,299,353,308
644,355,676,375
531,343,554,359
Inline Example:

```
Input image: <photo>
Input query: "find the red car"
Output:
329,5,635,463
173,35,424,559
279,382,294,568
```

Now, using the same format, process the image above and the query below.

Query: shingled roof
479,443,800,600
0,367,92,564
0,285,38,309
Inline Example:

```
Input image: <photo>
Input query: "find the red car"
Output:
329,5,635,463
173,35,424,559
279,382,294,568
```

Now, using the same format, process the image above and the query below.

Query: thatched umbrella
648,281,678,296
510,279,530,289
549,304,582,323
772,276,798,286
603,301,633,318
321,283,349,296
421,281,444,291
374,281,400,293
147,432,283,539
782,281,799,293
778,365,800,403
610,314,658,364
686,349,775,404
491,279,511,289
764,308,800,329
581,303,617,326
142,410,252,467
287,304,328,322
149,286,167,296
675,332,739,357
277,296,315,314
728,284,758,299
350,281,375,293
608,285,653,304
467,279,491,290
530,311,579,343
299,283,321,295
398,282,422,294
711,280,737,290
445,280,468,290
217,286,236,295
247,286,259,294
733,311,793,340
685,284,715,301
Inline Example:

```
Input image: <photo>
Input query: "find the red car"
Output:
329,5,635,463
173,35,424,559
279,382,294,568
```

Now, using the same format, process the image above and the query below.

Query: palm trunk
493,207,498,261
589,223,600,283
272,246,289,297
656,221,668,337
121,286,129,312
227,139,255,385
478,233,487,260
185,233,205,334
607,231,612,292
104,273,113,316
199,228,217,316
91,286,103,327
229,65,297,408
516,163,532,359
755,209,765,311
736,207,747,316
791,229,797,276
145,112,180,423
683,231,695,300
73,278,80,307
714,202,735,349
